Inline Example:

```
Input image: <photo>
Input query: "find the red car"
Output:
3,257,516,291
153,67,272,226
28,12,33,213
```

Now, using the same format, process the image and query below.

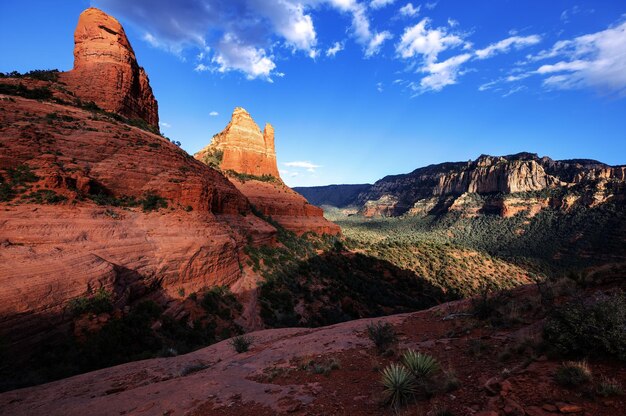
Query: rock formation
296,153,626,217
0,94,274,354
195,108,340,235
59,8,159,128
196,107,279,177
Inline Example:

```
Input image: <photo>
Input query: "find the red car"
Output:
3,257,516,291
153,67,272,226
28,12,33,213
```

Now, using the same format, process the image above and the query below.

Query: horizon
1,0,625,186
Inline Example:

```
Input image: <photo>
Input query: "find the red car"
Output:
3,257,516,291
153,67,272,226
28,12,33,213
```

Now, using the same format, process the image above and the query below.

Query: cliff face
195,107,279,177
195,108,340,235
297,153,626,217
59,8,159,128
0,95,275,352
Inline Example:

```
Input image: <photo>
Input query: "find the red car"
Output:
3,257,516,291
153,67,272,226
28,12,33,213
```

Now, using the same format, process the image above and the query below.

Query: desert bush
401,349,439,379
230,335,253,353
596,376,623,397
141,192,168,212
68,288,113,316
554,360,592,387
380,363,416,409
309,358,341,376
367,322,397,353
0,82,53,100
471,287,506,321
23,189,67,204
543,292,626,360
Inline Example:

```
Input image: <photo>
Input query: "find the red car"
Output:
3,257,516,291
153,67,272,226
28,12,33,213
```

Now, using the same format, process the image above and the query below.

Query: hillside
1,270,624,415
297,153,626,217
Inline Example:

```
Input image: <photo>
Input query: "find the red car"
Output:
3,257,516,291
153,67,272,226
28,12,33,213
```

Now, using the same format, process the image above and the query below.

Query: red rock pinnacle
60,8,159,128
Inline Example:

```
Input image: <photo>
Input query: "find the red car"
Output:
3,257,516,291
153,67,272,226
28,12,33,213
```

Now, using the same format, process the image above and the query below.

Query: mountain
195,107,278,177
293,183,371,208
297,152,626,217
194,107,340,236
0,7,282,385
59,8,159,128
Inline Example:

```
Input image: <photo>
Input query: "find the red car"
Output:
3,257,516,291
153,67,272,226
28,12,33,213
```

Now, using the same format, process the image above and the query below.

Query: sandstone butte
0,8,285,355
58,7,159,128
195,107,341,236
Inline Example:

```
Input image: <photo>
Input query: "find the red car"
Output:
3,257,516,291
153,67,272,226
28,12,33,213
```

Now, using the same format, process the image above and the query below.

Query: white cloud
326,41,344,57
475,35,541,59
395,18,474,93
284,161,322,172
366,31,393,57
159,122,172,128
502,85,526,97
370,0,395,9
377,82,384,92
448,18,459,28
396,18,464,63
419,53,472,92
194,63,210,72
424,1,438,10
209,111,219,116
212,34,276,80
560,5,593,24
530,20,626,95
398,3,420,18
326,0,391,57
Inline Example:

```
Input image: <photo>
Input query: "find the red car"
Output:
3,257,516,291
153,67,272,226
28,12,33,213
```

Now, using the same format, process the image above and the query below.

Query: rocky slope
195,108,340,235
0,7,280,367
58,8,159,128
297,153,626,217
1,272,623,416
0,93,275,356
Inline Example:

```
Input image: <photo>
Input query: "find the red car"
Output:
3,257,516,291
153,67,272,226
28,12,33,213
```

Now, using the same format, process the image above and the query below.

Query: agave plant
401,349,440,379
380,363,416,408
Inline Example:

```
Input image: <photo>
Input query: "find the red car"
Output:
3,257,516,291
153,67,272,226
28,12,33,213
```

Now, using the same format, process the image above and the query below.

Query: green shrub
367,322,397,353
225,170,280,184
543,292,626,360
554,360,592,387
68,288,113,316
401,349,439,379
471,287,505,320
1,69,59,81
0,83,52,100
201,149,223,169
23,189,67,204
380,363,416,409
230,335,253,353
141,192,168,212
8,165,39,186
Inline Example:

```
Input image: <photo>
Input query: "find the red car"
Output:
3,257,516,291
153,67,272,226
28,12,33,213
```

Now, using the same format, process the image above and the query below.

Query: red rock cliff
59,8,159,128
195,107,279,177
195,108,340,235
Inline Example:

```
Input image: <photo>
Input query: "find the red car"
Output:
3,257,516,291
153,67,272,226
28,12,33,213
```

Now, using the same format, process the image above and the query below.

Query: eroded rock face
195,108,279,177
195,108,340,235
231,179,341,236
59,8,159,128
0,95,275,351
356,153,626,217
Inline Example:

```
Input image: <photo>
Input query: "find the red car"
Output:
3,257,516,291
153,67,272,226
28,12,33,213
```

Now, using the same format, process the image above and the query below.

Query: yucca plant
596,376,623,397
555,360,592,387
380,363,416,409
402,349,440,379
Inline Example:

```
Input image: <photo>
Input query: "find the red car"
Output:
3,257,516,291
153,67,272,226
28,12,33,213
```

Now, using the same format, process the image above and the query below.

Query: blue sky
1,1,625,186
